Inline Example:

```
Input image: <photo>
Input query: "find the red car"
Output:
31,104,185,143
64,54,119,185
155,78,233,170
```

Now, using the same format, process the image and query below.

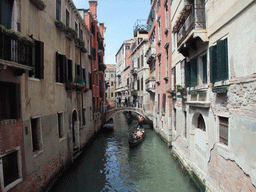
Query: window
75,21,78,35
111,73,114,78
138,57,140,68
181,60,185,86
157,0,160,11
171,67,176,90
219,116,228,145
111,92,113,97
184,111,187,138
137,79,140,91
66,9,69,27
75,63,80,77
186,58,198,87
1,149,22,189
56,0,61,21
0,0,14,29
164,1,169,29
158,94,160,112
174,108,176,130
82,108,86,125
111,81,113,86
162,94,166,113
197,114,206,131
58,113,64,138
157,18,161,42
0,82,20,120
56,52,67,83
141,77,143,91
165,45,169,77
29,40,44,79
141,54,144,67
82,68,86,80
158,54,161,81
31,117,42,153
125,46,130,50
210,38,228,83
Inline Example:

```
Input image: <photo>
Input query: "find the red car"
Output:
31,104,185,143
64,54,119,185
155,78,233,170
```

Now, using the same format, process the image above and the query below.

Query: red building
79,0,106,131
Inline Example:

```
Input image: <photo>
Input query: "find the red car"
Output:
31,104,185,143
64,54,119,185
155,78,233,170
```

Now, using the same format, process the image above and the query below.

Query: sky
73,0,150,65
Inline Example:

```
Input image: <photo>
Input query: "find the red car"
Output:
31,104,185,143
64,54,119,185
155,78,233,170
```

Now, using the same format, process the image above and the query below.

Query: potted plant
5,29,21,40
176,84,184,92
65,27,77,38
55,20,66,32
19,35,34,45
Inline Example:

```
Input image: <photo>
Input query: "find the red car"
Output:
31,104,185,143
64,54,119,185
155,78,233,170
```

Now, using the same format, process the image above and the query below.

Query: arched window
197,114,206,131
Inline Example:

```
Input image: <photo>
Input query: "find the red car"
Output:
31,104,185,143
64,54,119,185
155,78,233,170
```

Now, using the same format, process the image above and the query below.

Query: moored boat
103,117,114,130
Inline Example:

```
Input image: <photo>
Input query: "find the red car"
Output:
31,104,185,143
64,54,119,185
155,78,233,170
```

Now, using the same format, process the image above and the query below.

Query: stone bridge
105,107,146,121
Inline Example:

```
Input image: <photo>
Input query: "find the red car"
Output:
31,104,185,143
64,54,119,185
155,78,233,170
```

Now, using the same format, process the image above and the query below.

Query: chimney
99,23,105,38
89,0,98,19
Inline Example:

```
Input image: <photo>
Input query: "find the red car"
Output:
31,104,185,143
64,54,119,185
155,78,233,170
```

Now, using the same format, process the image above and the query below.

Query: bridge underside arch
105,108,146,122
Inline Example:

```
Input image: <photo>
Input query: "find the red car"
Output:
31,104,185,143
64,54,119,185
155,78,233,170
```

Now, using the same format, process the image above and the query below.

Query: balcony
145,78,156,93
98,41,104,56
145,46,156,64
133,19,147,37
131,68,137,76
99,63,106,73
173,4,208,57
0,32,33,72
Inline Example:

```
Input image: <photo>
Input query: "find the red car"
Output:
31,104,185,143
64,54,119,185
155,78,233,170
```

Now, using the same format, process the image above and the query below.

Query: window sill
4,178,23,192
0,119,17,125
33,150,44,158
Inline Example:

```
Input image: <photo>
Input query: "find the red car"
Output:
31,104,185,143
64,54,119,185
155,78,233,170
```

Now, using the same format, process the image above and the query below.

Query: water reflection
50,112,198,192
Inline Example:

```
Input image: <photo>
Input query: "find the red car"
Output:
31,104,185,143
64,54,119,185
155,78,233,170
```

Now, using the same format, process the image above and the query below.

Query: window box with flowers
30,0,46,11
65,27,77,39
55,20,67,32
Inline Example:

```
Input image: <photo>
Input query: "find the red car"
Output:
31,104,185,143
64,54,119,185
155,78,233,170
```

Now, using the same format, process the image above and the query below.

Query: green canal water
49,112,198,192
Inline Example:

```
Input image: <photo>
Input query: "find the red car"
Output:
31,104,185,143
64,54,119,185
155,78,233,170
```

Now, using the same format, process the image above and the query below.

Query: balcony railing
173,4,206,47
131,68,137,75
146,46,156,64
0,33,33,70
133,19,147,37
145,78,156,93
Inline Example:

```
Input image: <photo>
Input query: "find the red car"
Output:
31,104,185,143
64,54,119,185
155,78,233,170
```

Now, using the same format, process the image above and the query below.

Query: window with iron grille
219,116,228,145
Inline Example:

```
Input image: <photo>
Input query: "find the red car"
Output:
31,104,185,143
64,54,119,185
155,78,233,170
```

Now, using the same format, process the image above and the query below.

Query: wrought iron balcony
0,33,33,71
173,4,208,55
145,78,156,93
145,46,156,64
131,68,137,76
133,19,147,37
98,41,104,56
99,63,106,73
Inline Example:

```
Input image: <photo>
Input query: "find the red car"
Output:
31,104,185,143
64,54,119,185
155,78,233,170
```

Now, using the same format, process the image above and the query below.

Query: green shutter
185,61,191,87
210,45,217,83
202,55,207,84
68,59,73,82
190,58,198,87
217,39,228,81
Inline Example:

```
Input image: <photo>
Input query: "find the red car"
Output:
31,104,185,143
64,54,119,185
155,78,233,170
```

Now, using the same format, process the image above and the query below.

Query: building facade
146,0,172,144
130,20,150,110
0,0,104,191
115,39,132,103
105,64,116,107
79,0,106,132
171,0,256,191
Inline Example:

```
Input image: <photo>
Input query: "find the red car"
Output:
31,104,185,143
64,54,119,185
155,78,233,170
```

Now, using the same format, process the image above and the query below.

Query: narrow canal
49,112,198,192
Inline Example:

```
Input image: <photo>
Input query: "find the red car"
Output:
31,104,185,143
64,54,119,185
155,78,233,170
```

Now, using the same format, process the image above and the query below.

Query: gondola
123,111,133,123
129,123,145,147
103,117,114,131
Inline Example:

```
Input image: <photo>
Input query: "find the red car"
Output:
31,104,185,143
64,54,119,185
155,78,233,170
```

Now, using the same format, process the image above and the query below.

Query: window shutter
60,54,66,83
68,59,73,82
210,45,217,83
217,39,228,81
35,40,44,79
190,58,198,87
56,52,60,82
185,61,191,87
202,55,207,84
